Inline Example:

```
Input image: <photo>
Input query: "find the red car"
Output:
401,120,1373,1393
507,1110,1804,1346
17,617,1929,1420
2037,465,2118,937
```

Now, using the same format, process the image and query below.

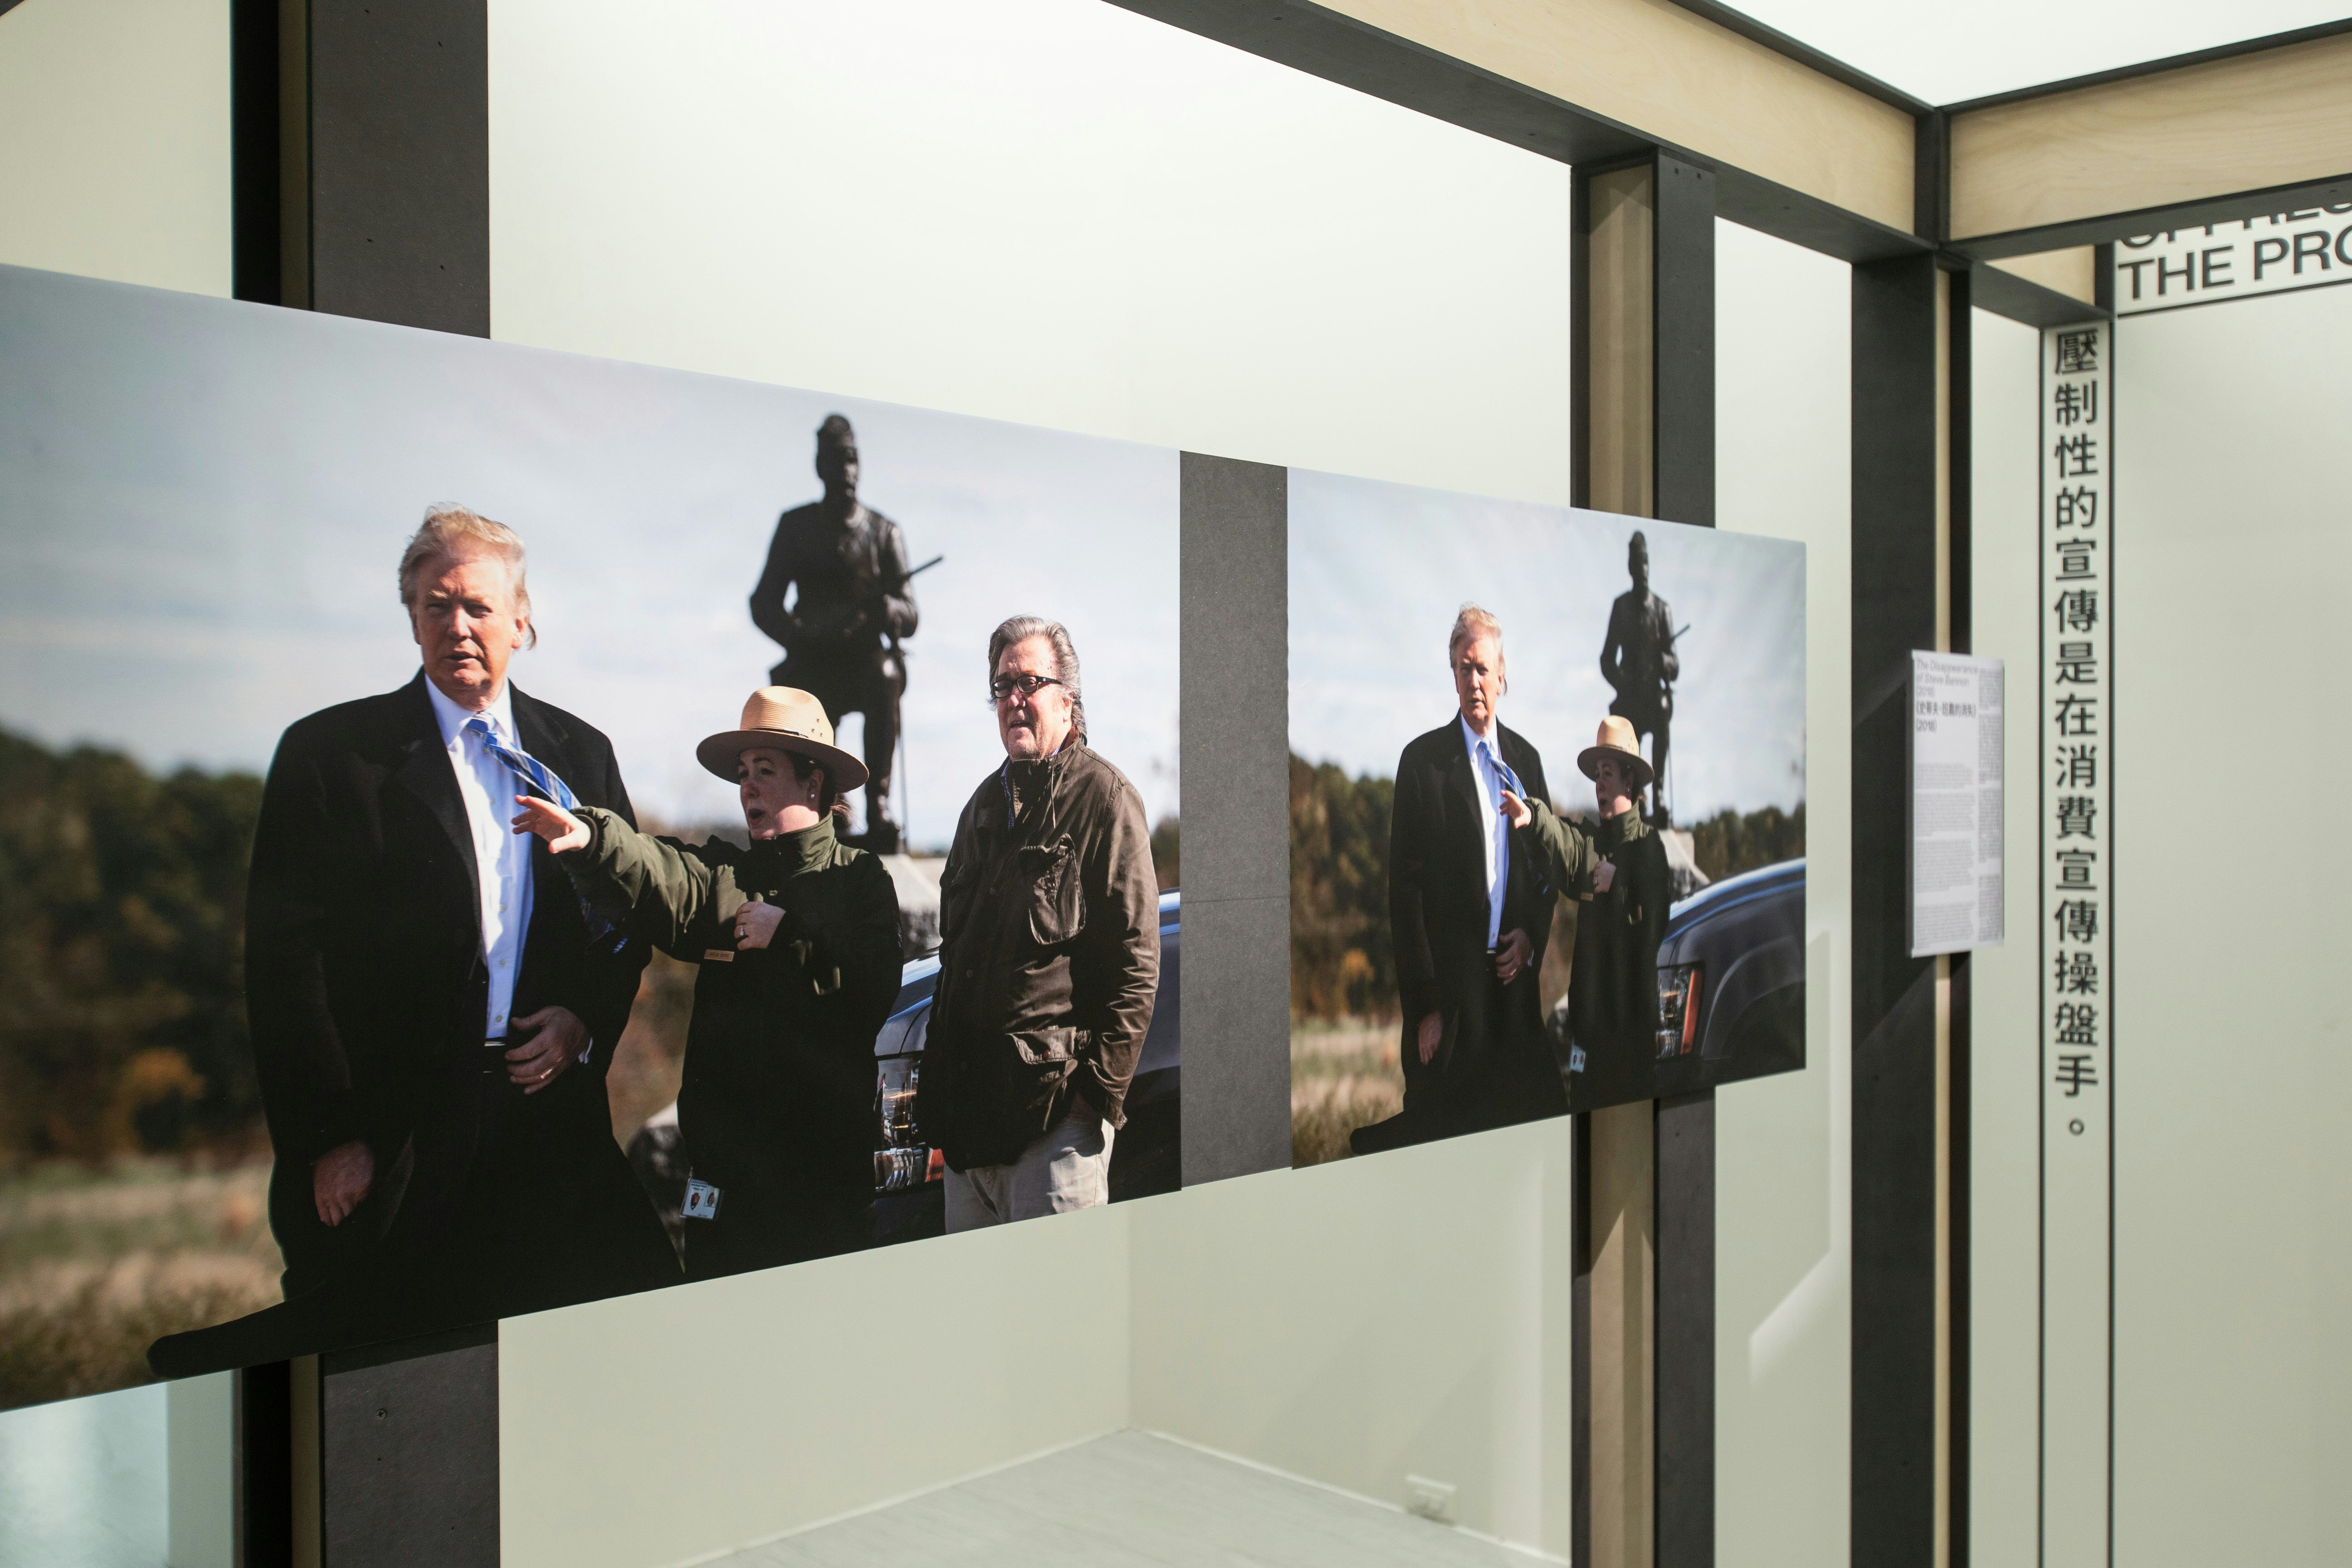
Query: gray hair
397,505,535,648
987,615,1086,742
1447,602,1506,691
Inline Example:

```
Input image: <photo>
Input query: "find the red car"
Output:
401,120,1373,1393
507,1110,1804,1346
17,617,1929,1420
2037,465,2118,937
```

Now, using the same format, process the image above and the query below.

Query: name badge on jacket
683,1175,724,1220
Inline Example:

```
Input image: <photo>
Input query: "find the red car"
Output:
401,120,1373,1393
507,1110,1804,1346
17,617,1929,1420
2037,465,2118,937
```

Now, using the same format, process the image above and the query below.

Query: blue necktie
466,717,628,957
1477,739,1523,804
1480,740,1548,902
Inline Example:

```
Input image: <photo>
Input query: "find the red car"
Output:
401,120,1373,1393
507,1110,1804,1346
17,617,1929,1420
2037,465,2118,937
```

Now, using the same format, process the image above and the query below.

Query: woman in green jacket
513,688,902,1280
1499,716,1672,1112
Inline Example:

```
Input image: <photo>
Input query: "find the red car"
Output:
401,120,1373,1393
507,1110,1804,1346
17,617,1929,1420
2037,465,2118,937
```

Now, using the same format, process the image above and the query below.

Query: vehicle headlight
874,1056,931,1191
1656,961,1703,1059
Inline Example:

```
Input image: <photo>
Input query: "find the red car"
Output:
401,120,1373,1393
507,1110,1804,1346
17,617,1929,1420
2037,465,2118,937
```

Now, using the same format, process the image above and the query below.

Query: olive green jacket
1522,802,1671,1100
1514,796,1606,908
921,740,1161,1171
561,809,902,1202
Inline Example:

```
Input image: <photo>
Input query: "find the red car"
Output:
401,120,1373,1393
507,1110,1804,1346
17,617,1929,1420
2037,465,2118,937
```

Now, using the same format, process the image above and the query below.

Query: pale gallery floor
715,1429,1550,1568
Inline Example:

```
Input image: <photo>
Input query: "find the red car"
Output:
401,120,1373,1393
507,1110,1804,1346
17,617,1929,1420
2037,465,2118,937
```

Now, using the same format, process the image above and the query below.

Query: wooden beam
1106,0,1920,240
1951,30,2352,247
1987,248,2097,307
1335,0,1912,230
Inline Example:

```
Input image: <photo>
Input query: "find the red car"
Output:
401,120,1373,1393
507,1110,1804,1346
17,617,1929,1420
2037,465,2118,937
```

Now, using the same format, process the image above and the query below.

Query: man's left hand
507,1005,588,1093
1495,928,1532,985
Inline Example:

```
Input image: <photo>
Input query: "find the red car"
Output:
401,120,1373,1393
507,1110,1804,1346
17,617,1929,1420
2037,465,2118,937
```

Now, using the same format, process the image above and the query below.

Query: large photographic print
1289,470,1805,1165
0,266,1178,1406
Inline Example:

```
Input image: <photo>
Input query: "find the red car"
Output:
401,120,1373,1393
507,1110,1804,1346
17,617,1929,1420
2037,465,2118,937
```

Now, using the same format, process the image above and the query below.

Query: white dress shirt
425,679,535,1040
1460,714,1509,950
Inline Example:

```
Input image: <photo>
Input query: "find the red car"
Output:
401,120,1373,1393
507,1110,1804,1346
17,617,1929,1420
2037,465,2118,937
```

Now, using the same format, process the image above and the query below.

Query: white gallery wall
487,0,1577,504
1961,279,2352,1568
1127,1122,1578,1555
1711,217,1854,1568
0,0,231,299
2108,283,2352,1566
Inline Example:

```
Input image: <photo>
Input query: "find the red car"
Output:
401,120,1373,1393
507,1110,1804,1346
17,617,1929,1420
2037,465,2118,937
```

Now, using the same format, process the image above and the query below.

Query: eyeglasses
989,673,1064,703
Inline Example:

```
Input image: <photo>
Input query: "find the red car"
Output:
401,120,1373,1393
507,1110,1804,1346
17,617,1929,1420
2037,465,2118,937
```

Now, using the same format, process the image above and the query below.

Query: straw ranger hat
1576,715,1655,790
695,687,869,789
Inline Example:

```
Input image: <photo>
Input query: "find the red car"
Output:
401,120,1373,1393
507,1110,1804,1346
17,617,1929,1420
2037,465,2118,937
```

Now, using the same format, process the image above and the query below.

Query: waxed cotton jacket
919,740,1160,1171
561,810,901,1206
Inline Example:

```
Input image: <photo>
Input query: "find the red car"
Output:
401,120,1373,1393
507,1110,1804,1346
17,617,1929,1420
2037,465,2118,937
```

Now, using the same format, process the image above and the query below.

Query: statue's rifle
870,554,944,647
1658,622,1689,821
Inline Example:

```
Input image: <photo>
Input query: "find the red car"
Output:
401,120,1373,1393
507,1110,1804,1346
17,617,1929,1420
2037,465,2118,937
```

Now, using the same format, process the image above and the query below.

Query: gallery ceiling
1723,0,2349,105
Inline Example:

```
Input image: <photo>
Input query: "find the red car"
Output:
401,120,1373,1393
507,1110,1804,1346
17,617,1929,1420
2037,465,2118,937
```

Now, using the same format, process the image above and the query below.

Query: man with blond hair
228,504,675,1347
1353,604,1566,1154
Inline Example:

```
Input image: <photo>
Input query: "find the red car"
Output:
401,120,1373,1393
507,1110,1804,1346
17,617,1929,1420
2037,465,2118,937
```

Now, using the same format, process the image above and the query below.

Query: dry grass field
1290,1018,1404,1166
0,1157,282,1410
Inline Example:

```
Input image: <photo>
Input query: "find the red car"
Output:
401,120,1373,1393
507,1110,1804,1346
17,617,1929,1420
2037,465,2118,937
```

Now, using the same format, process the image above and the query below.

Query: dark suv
1653,858,1805,1093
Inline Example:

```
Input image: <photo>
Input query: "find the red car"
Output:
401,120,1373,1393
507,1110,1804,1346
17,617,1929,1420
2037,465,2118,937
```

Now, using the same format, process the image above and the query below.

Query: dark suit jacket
245,672,650,1284
1387,716,1554,1104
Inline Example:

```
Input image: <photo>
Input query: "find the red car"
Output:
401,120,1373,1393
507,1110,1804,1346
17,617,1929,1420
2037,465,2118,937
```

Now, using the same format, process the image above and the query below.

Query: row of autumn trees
1289,752,1805,1024
0,721,1797,1159
0,731,266,1164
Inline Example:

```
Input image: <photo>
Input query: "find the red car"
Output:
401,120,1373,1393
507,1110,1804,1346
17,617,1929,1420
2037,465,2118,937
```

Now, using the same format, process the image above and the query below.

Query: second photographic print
1288,470,1807,1165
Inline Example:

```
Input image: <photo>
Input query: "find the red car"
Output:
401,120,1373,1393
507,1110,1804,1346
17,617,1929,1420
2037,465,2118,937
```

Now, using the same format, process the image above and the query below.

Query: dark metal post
226,7,503,1557
1650,149,1717,1568
235,1361,294,1567
1945,260,1975,1568
231,0,490,334
1850,250,1943,1568
316,1326,500,1568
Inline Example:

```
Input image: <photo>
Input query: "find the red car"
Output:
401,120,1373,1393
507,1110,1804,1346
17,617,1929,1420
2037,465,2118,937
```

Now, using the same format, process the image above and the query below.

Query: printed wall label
1909,650,2003,957
2040,318,2112,1567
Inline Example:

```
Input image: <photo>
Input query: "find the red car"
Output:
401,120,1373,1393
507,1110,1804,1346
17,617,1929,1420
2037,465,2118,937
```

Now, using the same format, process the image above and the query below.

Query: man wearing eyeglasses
916,616,1161,1229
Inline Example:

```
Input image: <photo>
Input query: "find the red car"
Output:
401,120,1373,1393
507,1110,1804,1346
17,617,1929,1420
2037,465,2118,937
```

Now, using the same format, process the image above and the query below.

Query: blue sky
1288,469,1806,818
0,266,1177,847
